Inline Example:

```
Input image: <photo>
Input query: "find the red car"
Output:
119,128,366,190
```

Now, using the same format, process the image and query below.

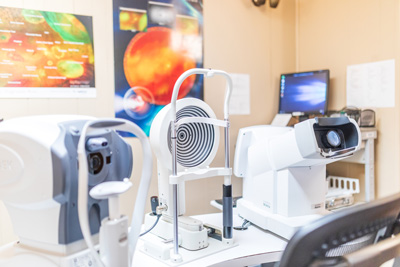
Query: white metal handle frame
169,68,234,262
171,68,233,121
77,118,153,267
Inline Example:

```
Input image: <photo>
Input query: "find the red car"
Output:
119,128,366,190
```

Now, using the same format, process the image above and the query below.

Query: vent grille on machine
168,105,215,168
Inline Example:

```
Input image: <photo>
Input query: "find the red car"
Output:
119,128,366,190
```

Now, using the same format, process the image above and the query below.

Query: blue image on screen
279,70,329,115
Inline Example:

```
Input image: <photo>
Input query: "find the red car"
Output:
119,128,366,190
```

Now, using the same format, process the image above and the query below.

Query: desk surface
133,212,287,267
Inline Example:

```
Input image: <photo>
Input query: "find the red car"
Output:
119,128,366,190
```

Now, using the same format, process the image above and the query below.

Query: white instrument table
133,212,287,267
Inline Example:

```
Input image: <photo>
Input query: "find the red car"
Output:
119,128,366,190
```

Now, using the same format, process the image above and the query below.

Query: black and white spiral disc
168,105,215,168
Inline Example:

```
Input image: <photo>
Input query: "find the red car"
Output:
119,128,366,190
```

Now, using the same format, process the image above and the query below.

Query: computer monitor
278,69,329,115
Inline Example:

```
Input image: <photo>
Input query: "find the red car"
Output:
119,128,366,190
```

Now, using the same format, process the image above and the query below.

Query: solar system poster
113,0,204,136
0,7,95,98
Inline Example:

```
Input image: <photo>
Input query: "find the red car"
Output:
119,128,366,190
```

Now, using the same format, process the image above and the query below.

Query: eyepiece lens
326,130,341,147
89,152,104,175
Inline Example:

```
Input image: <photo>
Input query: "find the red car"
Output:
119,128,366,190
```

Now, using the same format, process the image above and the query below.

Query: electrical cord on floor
140,214,161,237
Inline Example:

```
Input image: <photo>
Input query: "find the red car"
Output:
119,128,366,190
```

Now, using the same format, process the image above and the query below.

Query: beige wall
296,0,400,200
185,0,296,215
0,0,296,245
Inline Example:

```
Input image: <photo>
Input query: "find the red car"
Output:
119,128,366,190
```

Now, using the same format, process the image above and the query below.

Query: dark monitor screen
278,69,329,115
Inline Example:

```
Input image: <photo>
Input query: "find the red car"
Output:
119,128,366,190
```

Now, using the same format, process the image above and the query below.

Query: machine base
0,241,99,267
143,213,209,251
140,214,236,266
140,233,236,266
237,199,329,240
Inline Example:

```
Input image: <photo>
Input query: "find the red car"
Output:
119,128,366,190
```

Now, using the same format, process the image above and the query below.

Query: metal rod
172,121,177,176
224,120,230,169
172,184,179,254
171,121,180,255
223,119,233,239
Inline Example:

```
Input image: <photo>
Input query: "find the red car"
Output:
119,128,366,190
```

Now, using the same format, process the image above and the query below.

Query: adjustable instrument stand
141,68,236,265
169,68,234,262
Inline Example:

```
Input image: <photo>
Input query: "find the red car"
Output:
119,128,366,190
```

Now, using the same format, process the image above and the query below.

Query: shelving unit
341,127,377,202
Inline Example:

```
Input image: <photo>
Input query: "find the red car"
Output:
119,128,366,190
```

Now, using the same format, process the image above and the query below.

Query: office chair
278,193,400,267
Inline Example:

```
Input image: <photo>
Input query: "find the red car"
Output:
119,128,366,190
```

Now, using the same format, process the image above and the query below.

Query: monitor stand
298,114,309,122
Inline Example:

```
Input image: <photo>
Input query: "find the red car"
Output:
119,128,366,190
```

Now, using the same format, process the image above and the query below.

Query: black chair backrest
278,193,400,267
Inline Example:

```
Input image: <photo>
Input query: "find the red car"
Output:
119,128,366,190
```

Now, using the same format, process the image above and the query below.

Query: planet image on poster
123,27,196,106
123,86,155,120
119,9,147,32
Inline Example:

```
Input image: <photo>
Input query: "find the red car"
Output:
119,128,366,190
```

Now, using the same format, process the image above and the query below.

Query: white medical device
234,117,361,239
0,115,152,267
144,68,234,264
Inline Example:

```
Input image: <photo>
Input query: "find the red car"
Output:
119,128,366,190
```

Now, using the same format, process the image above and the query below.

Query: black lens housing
89,152,104,175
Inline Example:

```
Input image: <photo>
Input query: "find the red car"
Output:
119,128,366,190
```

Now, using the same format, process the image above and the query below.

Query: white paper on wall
346,59,395,108
229,73,250,115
